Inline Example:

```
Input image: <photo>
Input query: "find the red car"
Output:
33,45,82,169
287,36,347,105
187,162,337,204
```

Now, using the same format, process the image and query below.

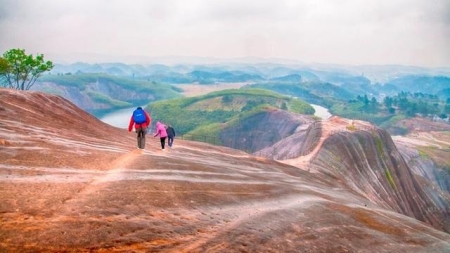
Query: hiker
154,121,168,150
166,124,176,147
128,107,151,149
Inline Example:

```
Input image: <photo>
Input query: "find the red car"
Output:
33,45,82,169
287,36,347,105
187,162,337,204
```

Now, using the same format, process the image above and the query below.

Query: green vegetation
374,135,398,191
39,73,181,115
385,75,450,97
375,136,384,156
418,149,429,158
0,48,54,90
385,169,397,189
244,74,449,135
149,97,235,135
184,123,223,145
147,88,314,137
346,124,357,131
248,81,353,108
329,91,450,132
331,100,392,125
378,115,407,129
87,91,132,107
417,146,450,168
41,73,181,98
372,135,396,189
40,73,95,89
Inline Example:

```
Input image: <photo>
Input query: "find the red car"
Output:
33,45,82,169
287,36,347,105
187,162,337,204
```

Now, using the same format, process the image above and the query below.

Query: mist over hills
31,60,450,140
50,59,450,83
1,88,449,252
47,61,450,102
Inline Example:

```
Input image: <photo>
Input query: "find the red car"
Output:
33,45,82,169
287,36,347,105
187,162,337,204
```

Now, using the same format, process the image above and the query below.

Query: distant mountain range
36,61,450,120
49,61,450,84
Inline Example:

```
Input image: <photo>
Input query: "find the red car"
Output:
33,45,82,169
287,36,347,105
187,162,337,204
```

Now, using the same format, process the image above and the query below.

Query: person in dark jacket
166,124,176,147
128,107,151,149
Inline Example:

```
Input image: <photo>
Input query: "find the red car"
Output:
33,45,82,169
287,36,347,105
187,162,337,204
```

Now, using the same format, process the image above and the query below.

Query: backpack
133,108,146,124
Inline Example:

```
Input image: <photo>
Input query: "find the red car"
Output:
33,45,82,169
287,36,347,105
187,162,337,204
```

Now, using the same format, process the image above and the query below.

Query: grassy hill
247,81,353,108
36,73,182,115
40,73,182,95
147,88,314,140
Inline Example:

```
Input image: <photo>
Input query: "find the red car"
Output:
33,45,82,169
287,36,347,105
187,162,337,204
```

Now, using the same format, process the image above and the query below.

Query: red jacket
128,109,151,132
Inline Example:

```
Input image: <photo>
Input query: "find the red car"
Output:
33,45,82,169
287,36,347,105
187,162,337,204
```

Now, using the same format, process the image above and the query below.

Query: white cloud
0,0,448,67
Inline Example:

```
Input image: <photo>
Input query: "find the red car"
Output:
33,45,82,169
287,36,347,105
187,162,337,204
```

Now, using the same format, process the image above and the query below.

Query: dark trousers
136,127,146,149
160,137,166,149
168,136,174,147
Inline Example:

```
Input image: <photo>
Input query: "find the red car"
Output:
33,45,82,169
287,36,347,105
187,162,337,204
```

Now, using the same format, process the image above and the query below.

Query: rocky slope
262,117,450,233
1,88,450,252
220,109,315,153
393,132,450,194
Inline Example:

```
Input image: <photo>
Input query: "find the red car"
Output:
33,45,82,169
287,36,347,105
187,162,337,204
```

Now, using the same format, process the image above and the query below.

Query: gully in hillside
128,107,151,149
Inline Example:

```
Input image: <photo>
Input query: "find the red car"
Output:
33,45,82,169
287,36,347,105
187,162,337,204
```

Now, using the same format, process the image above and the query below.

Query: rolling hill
0,88,449,252
33,73,182,116
147,88,315,151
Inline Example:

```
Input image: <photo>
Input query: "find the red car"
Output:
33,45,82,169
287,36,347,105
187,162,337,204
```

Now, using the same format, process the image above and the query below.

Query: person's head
136,107,142,110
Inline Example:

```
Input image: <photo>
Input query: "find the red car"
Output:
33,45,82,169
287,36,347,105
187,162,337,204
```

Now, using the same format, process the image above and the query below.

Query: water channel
99,104,332,129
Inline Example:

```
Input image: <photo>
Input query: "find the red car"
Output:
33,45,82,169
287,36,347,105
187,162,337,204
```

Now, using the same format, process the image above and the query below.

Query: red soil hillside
1,88,449,252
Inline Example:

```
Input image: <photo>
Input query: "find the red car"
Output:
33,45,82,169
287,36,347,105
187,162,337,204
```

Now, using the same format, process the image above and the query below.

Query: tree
222,94,232,104
383,96,393,108
0,57,9,86
363,94,369,106
0,48,54,90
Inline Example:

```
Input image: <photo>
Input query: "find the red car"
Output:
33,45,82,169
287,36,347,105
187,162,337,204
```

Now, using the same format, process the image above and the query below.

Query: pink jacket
154,121,168,138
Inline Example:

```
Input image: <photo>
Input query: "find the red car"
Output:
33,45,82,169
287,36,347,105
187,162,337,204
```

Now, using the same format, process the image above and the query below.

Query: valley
1,61,450,252
2,1,450,251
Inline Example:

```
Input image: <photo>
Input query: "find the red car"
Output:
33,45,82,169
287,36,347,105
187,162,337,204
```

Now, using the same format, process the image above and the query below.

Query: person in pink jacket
154,121,168,150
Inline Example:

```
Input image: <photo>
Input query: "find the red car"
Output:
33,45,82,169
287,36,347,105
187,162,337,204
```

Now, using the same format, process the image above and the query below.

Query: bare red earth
1,89,449,252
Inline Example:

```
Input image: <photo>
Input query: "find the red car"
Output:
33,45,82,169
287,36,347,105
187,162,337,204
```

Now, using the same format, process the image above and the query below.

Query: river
310,104,332,119
99,107,138,129
99,104,332,128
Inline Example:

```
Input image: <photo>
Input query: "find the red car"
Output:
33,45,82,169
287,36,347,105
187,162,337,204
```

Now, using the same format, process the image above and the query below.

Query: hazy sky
0,0,449,67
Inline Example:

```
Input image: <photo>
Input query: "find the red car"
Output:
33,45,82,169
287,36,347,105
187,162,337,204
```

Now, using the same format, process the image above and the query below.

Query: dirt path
282,117,375,171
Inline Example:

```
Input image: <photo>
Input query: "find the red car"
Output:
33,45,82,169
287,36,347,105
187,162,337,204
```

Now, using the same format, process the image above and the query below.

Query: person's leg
137,128,144,149
142,127,147,149
136,128,142,148
168,137,173,147
161,137,166,149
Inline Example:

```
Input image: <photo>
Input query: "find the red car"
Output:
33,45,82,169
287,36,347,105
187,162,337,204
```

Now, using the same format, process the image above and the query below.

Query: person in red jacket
128,107,151,149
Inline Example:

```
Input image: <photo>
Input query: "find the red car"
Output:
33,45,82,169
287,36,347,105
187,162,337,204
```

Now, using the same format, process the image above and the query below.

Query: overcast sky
0,0,449,67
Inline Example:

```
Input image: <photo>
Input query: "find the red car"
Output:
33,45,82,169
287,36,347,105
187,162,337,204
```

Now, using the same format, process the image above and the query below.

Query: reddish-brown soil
1,88,449,252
